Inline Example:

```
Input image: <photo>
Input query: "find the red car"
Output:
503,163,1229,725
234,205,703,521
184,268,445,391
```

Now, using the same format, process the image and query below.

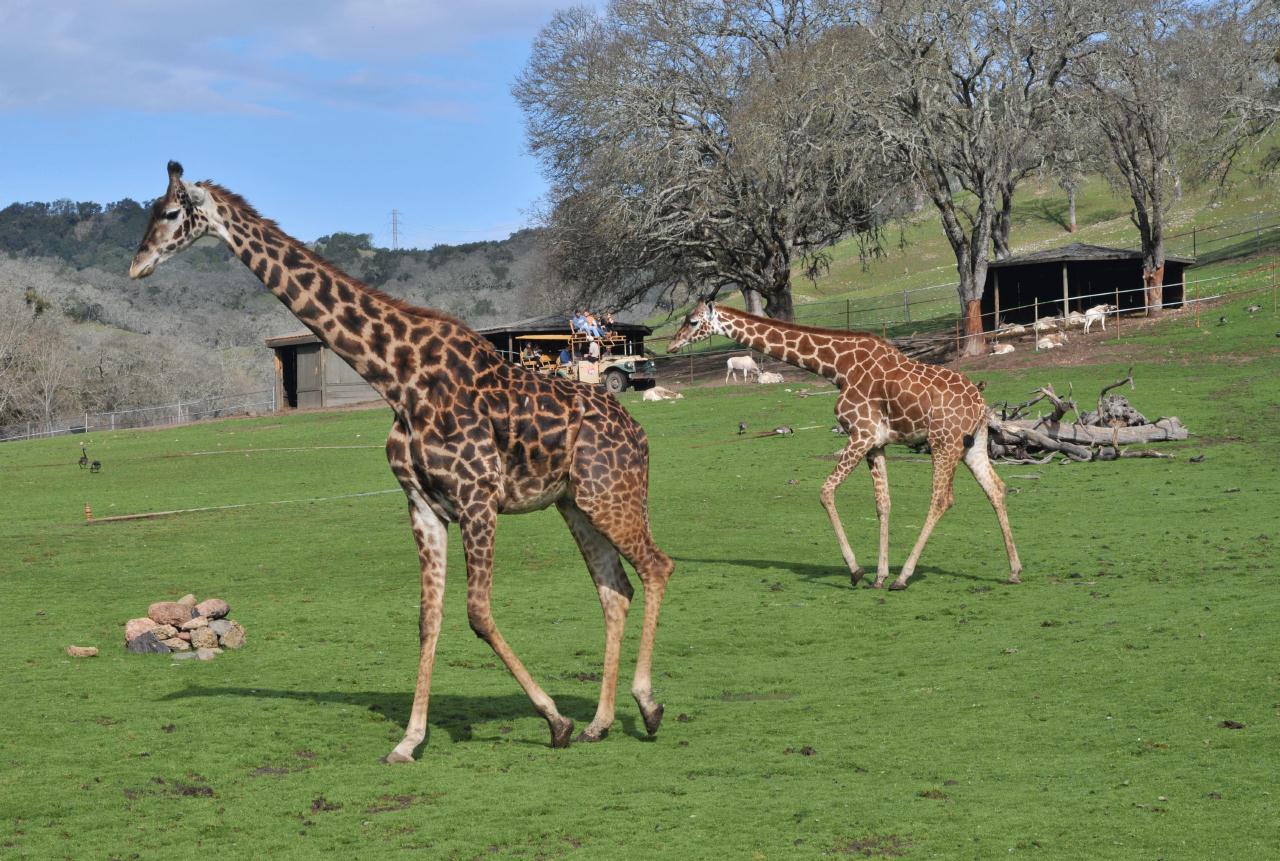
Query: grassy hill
1,302,1277,858
646,160,1280,343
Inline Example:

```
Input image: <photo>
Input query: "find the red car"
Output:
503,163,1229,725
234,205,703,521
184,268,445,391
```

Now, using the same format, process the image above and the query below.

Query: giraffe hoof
383,750,415,764
849,567,865,586
1006,574,1023,585
575,726,609,744
549,716,574,748
888,581,909,591
869,581,885,589
639,702,664,736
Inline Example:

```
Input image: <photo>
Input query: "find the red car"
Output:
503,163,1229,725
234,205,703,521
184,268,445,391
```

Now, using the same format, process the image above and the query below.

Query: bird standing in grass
78,444,89,469
738,421,747,435
89,460,102,473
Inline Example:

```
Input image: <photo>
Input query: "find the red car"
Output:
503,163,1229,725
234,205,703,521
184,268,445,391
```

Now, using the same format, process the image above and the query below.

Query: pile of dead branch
986,368,1187,463
890,334,956,364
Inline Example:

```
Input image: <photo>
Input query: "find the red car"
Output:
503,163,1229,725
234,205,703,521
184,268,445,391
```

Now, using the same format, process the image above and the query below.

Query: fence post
1033,298,1039,353
903,290,911,323
845,299,851,331
1192,227,1196,257
1114,285,1121,341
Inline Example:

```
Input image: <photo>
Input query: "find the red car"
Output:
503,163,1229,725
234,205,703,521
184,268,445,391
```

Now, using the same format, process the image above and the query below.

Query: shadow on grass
161,687,648,742
675,555,1003,589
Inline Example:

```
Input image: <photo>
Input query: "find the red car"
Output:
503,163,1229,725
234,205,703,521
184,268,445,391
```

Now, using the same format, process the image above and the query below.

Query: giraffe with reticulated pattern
668,301,1020,590
130,162,673,762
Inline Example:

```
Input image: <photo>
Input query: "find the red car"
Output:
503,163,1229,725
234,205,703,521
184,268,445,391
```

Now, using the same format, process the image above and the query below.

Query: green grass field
3,303,1278,859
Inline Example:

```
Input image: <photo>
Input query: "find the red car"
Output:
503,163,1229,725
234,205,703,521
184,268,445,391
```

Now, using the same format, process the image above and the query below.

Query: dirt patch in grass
365,792,442,814
830,833,911,857
718,690,795,702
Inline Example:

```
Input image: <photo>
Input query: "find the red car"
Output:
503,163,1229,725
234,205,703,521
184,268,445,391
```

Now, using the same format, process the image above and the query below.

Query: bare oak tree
515,0,901,320
859,0,1102,354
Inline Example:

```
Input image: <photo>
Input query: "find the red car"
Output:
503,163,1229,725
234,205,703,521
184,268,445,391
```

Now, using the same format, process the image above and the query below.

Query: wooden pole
1062,262,1070,317
1033,297,1039,353
1115,284,1121,341
993,270,1001,328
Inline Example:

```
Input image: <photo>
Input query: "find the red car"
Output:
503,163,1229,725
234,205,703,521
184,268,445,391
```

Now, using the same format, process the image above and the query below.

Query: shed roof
987,242,1195,269
473,314,653,336
264,331,319,348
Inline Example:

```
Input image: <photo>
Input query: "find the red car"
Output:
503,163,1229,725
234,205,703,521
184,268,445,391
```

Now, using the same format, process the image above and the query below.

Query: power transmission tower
390,209,401,250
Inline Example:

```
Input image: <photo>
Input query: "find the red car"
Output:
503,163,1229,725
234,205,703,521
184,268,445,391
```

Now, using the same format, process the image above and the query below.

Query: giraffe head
666,301,723,352
128,161,212,279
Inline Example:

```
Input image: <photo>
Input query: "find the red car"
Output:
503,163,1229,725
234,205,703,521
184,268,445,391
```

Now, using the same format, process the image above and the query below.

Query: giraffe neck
202,185,438,397
714,306,862,379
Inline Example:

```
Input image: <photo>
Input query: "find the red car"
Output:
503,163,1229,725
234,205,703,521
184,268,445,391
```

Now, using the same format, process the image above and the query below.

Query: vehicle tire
603,369,628,394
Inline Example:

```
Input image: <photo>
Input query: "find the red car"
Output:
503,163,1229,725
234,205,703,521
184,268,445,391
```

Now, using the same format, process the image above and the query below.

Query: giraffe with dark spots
130,162,674,762
669,301,1021,590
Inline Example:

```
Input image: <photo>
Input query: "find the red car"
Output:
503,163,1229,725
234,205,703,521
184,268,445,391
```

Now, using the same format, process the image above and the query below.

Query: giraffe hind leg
556,499,634,742
866,447,892,588
571,488,672,737
963,424,1023,583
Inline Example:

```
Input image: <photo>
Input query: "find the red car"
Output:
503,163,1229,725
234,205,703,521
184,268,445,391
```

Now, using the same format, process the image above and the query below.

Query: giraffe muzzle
128,256,156,279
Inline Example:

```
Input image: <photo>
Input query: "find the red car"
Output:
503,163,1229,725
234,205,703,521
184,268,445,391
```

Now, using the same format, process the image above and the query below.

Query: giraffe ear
183,182,207,206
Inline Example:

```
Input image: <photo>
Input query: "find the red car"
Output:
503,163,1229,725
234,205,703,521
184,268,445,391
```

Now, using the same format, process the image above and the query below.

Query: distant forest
0,196,568,431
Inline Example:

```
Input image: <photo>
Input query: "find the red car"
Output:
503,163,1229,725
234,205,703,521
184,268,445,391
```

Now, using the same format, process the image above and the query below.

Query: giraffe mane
727,308,895,347
199,182,468,328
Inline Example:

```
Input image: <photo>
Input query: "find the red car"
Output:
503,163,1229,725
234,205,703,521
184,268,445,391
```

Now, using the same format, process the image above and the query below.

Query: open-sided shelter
981,243,1195,330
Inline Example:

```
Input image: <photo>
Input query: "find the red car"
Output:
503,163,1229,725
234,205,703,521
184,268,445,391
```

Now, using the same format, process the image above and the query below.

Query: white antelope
1083,304,1115,334
725,355,760,383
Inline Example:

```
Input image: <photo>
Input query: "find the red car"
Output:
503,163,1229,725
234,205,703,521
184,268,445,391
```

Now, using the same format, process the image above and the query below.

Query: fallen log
995,416,1188,446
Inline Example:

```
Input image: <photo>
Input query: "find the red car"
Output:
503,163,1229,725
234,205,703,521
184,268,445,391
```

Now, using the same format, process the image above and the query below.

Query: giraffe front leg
460,500,573,748
891,438,961,590
820,436,874,586
386,493,448,763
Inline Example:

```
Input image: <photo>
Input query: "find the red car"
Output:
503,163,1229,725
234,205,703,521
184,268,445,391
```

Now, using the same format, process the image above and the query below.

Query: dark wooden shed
265,331,381,410
474,314,653,362
981,243,1195,330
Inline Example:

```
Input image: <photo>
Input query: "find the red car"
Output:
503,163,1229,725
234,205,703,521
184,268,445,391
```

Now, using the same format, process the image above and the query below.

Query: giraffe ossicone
669,300,1022,590
130,161,674,761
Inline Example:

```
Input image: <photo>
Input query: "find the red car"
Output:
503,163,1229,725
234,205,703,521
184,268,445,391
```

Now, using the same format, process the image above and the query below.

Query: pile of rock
125,594,245,661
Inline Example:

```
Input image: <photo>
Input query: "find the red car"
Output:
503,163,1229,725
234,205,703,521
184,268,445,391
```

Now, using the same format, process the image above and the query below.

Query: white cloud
0,0,567,114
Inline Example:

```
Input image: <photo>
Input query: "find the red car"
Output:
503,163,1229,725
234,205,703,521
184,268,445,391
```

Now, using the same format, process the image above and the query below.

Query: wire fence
0,389,277,444
650,256,1279,378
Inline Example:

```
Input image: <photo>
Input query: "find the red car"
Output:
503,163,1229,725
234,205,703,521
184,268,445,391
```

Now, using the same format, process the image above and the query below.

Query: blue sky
0,0,578,249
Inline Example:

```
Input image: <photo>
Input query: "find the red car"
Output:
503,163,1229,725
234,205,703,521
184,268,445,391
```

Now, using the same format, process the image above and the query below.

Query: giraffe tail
964,409,996,451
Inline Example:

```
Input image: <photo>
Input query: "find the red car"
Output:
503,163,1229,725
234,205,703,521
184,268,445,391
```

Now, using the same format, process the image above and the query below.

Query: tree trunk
992,188,1014,259
764,289,794,321
961,299,985,356
739,285,765,316
1144,262,1165,315
1067,188,1077,233
761,261,795,321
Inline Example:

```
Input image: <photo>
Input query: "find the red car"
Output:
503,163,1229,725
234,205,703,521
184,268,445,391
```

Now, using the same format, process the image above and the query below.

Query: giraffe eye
164,210,181,220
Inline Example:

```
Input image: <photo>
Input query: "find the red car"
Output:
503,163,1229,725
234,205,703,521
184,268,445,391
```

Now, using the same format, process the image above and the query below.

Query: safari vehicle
513,332,656,394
